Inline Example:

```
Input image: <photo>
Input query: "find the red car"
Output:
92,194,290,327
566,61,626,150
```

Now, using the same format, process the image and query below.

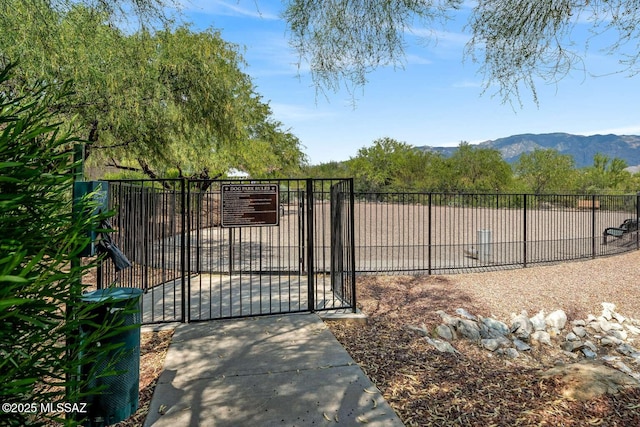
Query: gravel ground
327,250,640,426
114,250,640,426
427,250,640,321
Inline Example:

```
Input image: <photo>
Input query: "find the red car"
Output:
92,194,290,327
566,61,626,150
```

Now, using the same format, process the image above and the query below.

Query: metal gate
97,178,355,324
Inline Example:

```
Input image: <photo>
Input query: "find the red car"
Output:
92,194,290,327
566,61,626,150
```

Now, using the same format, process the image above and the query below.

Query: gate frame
103,177,356,324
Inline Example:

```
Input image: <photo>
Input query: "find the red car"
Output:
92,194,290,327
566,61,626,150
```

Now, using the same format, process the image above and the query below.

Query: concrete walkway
144,313,404,427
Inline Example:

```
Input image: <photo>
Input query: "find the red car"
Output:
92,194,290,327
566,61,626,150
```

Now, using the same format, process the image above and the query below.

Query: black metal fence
90,183,639,324
353,192,640,274
93,178,356,324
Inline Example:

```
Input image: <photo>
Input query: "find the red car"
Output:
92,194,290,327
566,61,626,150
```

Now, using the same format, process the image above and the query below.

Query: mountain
416,133,640,169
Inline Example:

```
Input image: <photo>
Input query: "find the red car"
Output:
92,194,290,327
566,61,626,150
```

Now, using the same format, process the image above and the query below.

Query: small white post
477,229,492,263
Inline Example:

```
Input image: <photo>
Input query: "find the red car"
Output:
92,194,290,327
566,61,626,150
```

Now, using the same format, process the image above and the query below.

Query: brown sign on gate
220,184,279,227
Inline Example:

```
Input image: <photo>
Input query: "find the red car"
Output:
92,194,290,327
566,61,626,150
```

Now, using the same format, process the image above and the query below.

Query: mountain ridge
416,133,640,169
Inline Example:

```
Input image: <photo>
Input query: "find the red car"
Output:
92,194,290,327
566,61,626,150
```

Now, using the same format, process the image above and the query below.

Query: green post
67,143,85,415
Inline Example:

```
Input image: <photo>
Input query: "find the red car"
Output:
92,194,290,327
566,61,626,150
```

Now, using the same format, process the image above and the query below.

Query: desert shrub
0,64,131,426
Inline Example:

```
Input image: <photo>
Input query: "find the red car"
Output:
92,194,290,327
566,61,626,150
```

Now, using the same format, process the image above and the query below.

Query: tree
301,161,352,179
0,0,175,29
467,1,640,103
283,0,462,93
284,0,640,101
1,3,306,179
514,149,576,194
349,137,407,192
578,153,631,193
347,137,444,192
348,144,450,193
394,148,447,192
445,142,513,192
7,1,640,101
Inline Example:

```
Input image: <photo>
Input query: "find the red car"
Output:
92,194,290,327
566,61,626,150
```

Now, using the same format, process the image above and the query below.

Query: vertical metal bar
299,189,305,273
96,262,103,290
592,194,596,259
238,227,243,316
637,192,640,250
428,193,432,275
228,228,234,274
195,189,201,273
306,179,315,312
523,194,528,268
141,185,148,292
181,178,188,323
349,179,357,312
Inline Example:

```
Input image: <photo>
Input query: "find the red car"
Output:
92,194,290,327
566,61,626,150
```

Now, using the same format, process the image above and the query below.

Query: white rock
601,337,623,346
613,312,627,324
617,344,640,357
530,310,546,331
584,340,598,352
545,310,567,330
572,326,587,338
436,310,458,327
511,312,534,340
588,322,602,333
586,314,597,323
562,341,584,352
626,324,640,335
602,302,617,320
571,319,586,327
599,319,613,332
565,332,579,342
609,322,624,331
531,331,552,346
407,325,429,336
455,308,478,321
609,330,628,341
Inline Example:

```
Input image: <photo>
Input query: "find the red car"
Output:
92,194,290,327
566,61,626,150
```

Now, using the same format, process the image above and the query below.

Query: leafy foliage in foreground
0,64,130,426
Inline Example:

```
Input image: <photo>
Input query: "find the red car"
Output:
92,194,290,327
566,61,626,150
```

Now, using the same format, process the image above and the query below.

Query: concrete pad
144,313,404,427
141,274,351,324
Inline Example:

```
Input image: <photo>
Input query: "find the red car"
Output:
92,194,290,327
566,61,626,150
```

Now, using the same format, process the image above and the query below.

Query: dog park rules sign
221,184,279,227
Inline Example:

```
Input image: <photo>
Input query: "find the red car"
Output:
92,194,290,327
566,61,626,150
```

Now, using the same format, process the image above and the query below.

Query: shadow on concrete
143,313,404,426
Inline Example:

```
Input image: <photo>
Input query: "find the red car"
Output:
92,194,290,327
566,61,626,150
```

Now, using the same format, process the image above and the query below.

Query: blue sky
172,1,640,165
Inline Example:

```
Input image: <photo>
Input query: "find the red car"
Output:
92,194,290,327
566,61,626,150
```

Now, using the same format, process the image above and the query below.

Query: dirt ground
327,264,640,426
121,250,640,426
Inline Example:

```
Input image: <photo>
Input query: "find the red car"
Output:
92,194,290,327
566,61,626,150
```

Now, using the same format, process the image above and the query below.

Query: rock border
410,303,640,387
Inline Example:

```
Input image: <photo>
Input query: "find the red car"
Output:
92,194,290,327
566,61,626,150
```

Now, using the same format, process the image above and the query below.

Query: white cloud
405,54,433,65
269,103,335,122
178,0,280,20
580,125,640,135
410,28,471,47
452,80,481,88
